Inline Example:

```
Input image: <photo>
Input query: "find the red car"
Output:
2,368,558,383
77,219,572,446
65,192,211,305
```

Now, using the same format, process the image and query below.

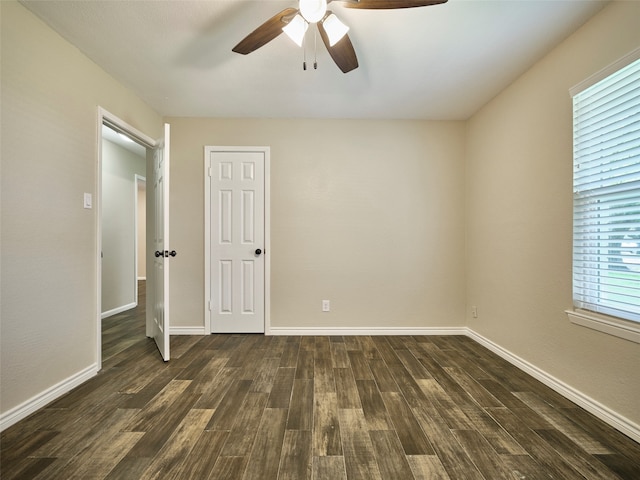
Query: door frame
204,146,271,334
134,174,147,289
96,107,157,369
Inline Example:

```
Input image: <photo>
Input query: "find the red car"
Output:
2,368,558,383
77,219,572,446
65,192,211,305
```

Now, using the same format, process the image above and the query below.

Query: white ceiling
21,0,609,120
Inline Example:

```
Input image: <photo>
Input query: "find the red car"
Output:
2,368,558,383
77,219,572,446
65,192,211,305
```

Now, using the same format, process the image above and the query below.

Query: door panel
210,150,265,333
152,123,170,360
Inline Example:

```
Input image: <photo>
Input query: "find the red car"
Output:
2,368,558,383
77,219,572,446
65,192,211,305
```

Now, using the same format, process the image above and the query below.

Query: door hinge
208,167,213,177
208,301,213,311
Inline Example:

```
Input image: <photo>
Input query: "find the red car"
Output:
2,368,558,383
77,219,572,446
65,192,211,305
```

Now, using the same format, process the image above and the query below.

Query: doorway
101,125,146,317
97,108,159,368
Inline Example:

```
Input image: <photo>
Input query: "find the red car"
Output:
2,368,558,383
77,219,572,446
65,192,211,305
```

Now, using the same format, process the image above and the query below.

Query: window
572,53,640,330
571,52,640,326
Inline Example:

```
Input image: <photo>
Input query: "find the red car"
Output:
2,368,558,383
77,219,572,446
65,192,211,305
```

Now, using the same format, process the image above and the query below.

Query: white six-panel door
152,124,170,360
207,148,267,333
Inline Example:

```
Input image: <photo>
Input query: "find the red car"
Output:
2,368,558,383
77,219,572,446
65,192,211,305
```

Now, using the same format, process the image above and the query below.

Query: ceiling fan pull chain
314,27,318,70
303,28,307,70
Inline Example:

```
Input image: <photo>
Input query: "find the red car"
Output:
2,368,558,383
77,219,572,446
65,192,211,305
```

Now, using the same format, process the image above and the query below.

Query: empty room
1,0,639,479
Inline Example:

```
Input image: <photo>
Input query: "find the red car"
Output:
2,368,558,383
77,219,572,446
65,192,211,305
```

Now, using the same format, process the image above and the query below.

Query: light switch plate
322,300,330,312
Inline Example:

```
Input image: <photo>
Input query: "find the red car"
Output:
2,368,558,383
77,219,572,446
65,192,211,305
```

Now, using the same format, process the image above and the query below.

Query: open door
151,123,171,361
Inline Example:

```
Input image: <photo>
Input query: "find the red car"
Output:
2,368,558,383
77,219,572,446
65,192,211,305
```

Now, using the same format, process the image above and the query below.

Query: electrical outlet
472,306,478,318
322,300,330,312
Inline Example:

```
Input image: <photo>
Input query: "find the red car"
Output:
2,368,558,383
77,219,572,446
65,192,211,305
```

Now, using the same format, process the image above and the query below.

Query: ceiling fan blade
338,0,447,9
317,19,359,73
232,7,298,55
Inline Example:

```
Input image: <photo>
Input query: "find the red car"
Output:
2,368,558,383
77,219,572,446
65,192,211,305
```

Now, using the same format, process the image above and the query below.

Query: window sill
566,309,640,344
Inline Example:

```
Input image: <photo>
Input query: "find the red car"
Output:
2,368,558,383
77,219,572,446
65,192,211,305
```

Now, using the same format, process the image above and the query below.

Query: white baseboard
466,328,640,444
0,364,98,432
101,302,136,319
267,326,468,336
170,326,207,335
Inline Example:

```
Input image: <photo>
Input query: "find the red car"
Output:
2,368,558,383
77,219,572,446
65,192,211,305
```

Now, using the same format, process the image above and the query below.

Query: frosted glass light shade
323,13,349,46
283,14,309,47
300,0,327,23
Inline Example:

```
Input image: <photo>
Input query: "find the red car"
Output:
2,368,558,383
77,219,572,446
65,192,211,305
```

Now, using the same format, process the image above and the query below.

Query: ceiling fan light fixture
299,0,327,23
282,14,309,47
323,13,349,46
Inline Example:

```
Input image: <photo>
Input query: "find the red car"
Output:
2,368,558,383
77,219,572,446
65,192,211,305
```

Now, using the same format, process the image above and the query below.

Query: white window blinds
572,56,640,323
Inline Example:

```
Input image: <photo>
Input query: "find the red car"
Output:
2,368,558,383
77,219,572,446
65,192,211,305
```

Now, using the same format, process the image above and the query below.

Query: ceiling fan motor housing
300,0,328,23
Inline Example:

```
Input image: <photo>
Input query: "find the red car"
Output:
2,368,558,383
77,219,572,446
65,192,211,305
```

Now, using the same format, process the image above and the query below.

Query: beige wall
465,0,640,426
101,139,146,314
167,118,466,330
0,1,162,415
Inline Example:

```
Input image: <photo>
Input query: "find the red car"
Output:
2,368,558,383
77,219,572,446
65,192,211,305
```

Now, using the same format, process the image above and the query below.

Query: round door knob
155,250,163,257
169,250,177,257
255,249,262,255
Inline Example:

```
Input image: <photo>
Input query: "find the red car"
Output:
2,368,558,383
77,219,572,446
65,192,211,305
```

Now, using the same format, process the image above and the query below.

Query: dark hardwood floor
2,281,640,479
101,280,147,364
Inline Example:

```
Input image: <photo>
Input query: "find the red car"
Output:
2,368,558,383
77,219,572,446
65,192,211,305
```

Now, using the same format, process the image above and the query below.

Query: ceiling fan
232,0,448,74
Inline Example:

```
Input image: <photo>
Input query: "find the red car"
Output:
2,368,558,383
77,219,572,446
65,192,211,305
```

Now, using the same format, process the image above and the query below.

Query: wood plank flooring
2,283,640,479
